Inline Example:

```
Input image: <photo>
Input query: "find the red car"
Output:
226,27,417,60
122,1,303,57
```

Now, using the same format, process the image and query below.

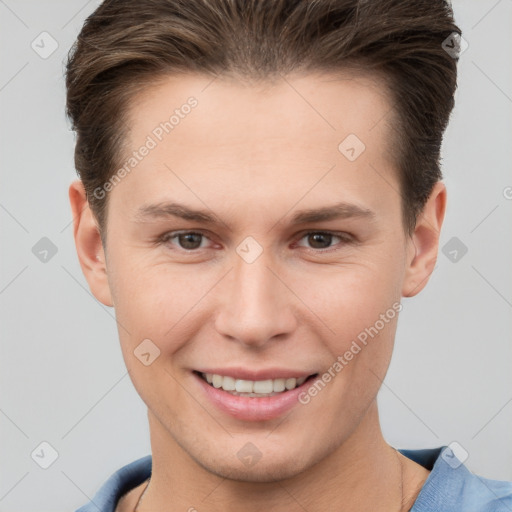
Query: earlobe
68,180,114,307
402,181,447,297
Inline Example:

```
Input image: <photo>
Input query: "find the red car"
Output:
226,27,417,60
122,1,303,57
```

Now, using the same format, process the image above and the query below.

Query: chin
194,450,312,483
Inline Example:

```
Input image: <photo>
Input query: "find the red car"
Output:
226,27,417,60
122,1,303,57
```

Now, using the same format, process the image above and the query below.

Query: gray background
0,1,511,510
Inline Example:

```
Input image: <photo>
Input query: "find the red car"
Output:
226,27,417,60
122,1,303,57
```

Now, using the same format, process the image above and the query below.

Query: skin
69,71,445,511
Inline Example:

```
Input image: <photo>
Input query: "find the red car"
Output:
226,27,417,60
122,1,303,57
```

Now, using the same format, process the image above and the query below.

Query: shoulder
74,455,152,512
399,446,512,512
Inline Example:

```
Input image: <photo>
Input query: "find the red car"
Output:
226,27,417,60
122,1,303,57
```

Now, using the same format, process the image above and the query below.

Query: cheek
109,255,218,351
295,255,403,341
292,251,403,394
109,258,202,405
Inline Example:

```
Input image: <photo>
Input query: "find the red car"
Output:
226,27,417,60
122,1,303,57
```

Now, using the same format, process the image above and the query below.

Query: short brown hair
65,0,461,240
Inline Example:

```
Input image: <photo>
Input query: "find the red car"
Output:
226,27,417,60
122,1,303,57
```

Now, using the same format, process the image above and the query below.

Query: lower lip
193,372,316,422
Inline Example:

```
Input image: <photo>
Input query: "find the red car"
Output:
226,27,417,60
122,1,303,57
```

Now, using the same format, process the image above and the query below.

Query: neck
137,401,411,512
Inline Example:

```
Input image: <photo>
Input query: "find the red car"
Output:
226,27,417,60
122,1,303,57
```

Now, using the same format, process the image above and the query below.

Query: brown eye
295,231,353,251
307,232,334,249
177,232,203,249
161,231,208,250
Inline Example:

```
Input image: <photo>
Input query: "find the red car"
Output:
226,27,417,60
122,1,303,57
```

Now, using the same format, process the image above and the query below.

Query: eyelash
157,230,355,253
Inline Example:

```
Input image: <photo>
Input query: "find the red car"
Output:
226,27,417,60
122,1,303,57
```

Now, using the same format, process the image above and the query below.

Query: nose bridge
214,246,294,346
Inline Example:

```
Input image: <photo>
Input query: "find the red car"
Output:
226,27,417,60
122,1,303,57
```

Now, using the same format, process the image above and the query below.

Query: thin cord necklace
395,448,405,512
134,449,405,512
133,478,150,512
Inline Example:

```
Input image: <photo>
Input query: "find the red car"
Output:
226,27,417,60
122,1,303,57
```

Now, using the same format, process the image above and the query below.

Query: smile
198,372,316,397
192,368,320,421
192,370,319,422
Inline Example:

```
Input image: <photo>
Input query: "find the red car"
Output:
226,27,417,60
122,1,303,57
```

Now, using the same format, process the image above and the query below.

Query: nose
214,249,297,348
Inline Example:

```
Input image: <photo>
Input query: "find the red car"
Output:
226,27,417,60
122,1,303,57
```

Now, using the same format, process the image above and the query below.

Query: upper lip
194,367,317,381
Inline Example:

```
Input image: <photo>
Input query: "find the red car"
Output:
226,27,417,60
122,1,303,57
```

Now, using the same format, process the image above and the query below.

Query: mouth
194,370,319,398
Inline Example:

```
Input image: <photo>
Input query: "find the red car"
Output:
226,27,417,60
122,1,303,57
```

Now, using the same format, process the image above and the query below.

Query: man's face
101,71,412,480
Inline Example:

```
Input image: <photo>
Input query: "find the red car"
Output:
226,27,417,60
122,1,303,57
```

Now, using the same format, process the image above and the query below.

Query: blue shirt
75,446,512,511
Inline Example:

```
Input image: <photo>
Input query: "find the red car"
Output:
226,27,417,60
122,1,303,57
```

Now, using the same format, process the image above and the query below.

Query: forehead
127,70,393,151
112,71,399,222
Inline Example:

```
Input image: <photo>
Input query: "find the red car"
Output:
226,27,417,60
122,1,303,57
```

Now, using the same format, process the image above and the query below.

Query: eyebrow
134,201,375,227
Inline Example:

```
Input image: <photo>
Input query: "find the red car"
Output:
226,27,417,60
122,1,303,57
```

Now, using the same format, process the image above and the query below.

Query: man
67,0,512,510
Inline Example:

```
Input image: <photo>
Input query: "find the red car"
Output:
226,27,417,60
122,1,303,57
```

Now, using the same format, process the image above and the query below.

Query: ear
68,180,113,307
402,181,447,297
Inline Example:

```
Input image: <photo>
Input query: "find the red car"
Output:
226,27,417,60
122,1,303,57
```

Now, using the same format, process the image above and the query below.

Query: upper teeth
204,373,308,394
